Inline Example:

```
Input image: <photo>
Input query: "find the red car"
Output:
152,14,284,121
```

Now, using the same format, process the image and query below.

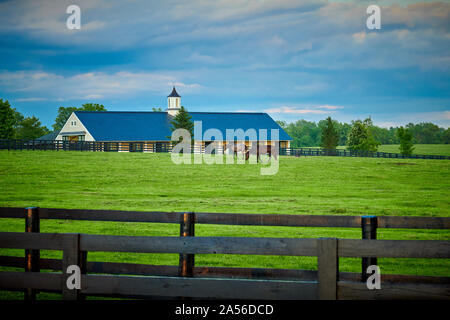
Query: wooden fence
280,147,450,160
0,207,449,300
0,139,172,153
1,139,449,160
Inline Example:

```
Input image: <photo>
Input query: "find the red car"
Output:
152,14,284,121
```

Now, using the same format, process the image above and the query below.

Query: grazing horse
227,142,248,160
245,143,278,162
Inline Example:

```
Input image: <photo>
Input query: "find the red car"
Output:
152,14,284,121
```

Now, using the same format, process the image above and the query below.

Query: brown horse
245,143,278,162
227,142,248,160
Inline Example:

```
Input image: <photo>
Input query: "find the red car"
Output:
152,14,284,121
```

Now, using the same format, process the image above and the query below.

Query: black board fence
1,139,449,160
280,147,450,160
0,207,449,300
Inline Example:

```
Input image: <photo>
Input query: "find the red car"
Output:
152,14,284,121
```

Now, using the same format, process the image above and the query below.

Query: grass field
337,144,450,156
377,144,450,156
0,150,449,299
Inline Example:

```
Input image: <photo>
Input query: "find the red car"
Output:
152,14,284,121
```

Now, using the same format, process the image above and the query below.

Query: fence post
179,212,195,278
317,238,338,300
62,234,87,300
24,207,40,300
361,215,378,282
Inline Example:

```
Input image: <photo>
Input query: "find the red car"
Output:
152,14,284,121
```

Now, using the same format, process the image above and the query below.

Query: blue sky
0,0,449,129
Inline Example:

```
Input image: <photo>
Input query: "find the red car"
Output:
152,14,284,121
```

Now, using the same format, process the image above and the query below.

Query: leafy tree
443,128,450,144
396,126,415,155
52,103,106,131
0,99,15,139
12,108,24,137
16,116,50,140
80,103,106,112
152,107,162,112
276,120,287,129
284,119,320,147
406,122,444,144
275,117,448,147
372,125,397,144
320,117,339,149
347,118,380,152
333,122,350,146
298,135,314,147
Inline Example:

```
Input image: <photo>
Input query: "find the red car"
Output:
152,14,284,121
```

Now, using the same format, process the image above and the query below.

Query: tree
396,126,414,156
0,99,15,139
347,118,380,152
270,118,449,147
444,128,450,144
80,103,106,111
169,106,194,137
320,117,339,150
152,107,162,112
52,103,106,131
276,120,287,129
405,122,443,144
338,122,352,146
16,116,50,140
284,119,320,147
12,108,24,137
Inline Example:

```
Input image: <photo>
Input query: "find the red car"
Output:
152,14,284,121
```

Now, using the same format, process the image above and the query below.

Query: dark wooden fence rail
2,207,449,229
281,147,450,160
1,139,449,160
0,232,449,300
0,207,449,300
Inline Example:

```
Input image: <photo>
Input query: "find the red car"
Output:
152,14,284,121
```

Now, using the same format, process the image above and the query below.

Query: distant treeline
276,119,450,148
0,99,106,140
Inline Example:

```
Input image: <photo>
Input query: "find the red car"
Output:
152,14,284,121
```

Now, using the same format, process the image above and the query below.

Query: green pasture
0,150,449,299
377,144,450,156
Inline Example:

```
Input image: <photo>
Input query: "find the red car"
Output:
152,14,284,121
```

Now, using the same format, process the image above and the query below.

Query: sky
0,0,449,129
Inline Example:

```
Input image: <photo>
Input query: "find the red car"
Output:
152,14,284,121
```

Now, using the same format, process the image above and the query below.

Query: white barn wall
55,112,95,141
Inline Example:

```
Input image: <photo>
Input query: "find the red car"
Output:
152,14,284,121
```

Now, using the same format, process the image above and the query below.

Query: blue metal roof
74,111,291,142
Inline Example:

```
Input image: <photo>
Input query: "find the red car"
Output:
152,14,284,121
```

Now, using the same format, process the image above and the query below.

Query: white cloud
84,94,103,99
15,97,48,102
264,105,344,114
316,105,344,110
1,0,448,71
373,111,450,128
352,31,366,43
171,0,322,23
0,0,106,34
0,70,202,100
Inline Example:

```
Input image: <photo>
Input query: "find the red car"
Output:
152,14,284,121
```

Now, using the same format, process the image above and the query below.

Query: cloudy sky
0,0,449,128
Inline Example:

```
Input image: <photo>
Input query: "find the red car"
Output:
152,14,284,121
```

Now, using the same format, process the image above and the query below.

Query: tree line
0,99,50,140
0,99,106,140
279,117,417,155
277,118,450,148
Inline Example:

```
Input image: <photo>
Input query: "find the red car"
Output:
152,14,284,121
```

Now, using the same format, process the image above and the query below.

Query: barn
55,87,292,153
